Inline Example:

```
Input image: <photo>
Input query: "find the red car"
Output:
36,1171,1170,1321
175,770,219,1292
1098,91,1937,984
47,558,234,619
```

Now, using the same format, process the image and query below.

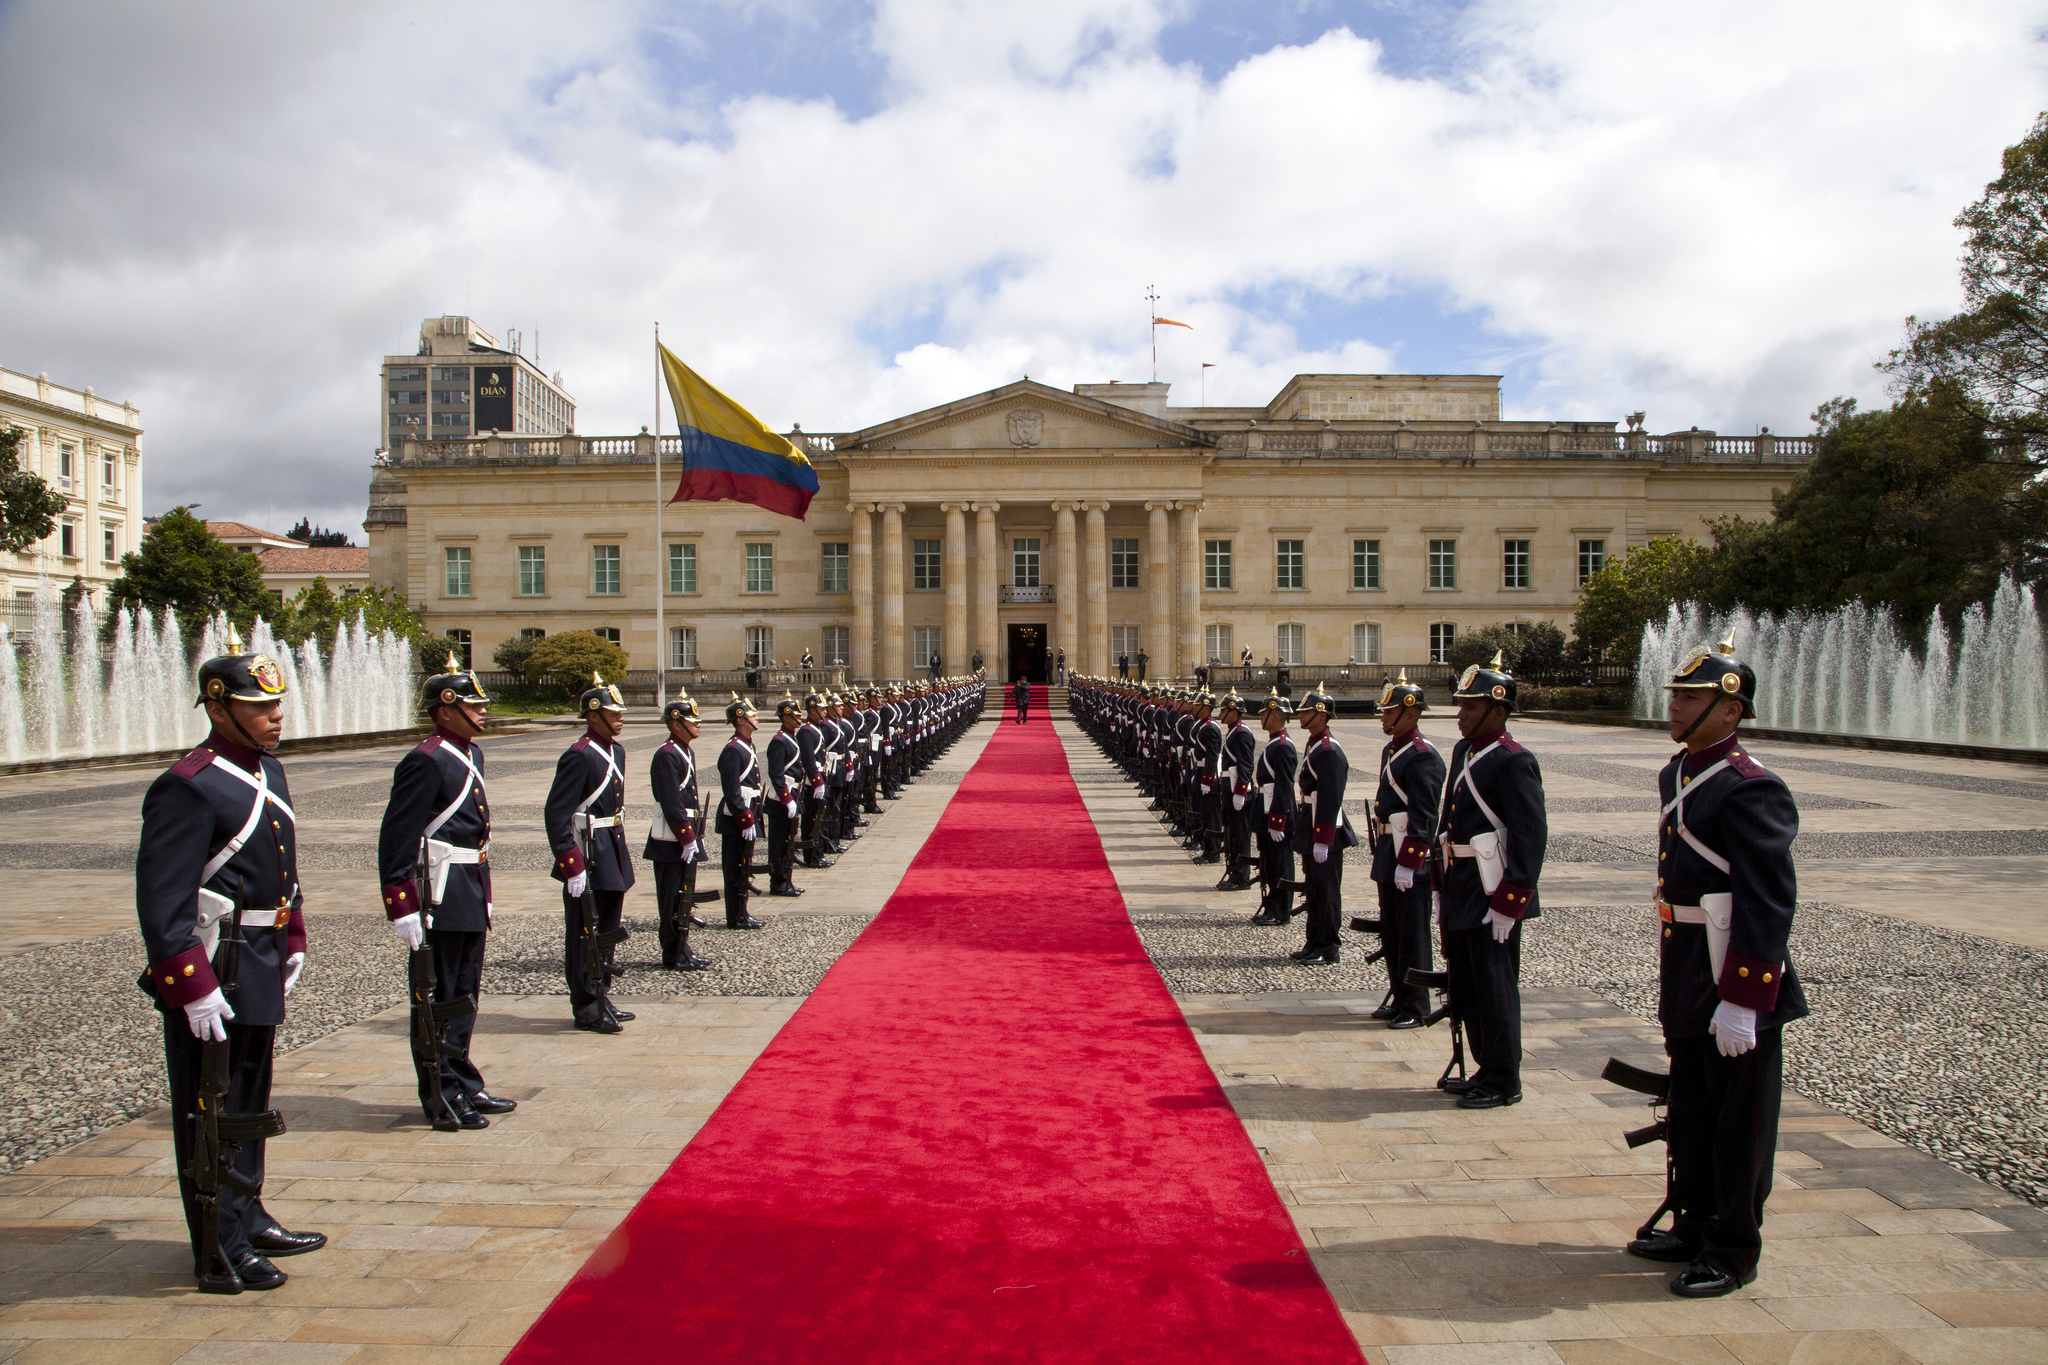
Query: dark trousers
767,799,796,888
653,859,699,966
1224,793,1252,878
1444,922,1522,1091
421,928,485,1112
1257,821,1296,915
1303,846,1342,947
562,888,624,1026
1015,702,1029,723
801,795,824,864
1200,787,1223,857
1375,879,1433,1012
1669,1029,1783,1278
162,1013,275,1273
721,828,752,925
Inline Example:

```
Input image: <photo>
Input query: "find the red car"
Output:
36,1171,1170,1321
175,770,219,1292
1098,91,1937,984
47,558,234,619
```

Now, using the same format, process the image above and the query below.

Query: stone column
850,503,874,680
1145,502,1172,682
1083,502,1108,677
942,503,968,675
880,503,906,680
1052,502,1078,680
1178,501,1202,682
974,503,1000,675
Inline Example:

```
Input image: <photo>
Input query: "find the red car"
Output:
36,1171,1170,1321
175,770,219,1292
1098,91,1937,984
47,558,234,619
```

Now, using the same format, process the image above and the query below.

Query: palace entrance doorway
1006,623,1048,683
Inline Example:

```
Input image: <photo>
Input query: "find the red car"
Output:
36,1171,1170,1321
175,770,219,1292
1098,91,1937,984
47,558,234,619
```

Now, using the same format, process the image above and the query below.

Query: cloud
0,0,2042,536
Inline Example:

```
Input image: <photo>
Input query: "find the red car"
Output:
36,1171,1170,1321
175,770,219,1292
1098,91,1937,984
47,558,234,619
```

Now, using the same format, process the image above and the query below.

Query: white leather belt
577,814,623,830
1450,844,1478,858
1657,900,1707,924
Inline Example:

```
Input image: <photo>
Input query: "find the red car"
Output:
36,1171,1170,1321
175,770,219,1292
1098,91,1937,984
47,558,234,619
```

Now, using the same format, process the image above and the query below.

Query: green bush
523,630,629,684
1517,685,1632,712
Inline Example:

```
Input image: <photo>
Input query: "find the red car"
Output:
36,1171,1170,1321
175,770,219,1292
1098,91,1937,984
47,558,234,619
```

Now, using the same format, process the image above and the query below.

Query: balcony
1000,584,1054,604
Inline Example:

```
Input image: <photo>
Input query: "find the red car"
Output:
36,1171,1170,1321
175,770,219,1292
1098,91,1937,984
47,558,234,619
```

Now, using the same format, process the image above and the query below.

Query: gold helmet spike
593,670,605,685
1397,668,1409,684
226,622,245,654
1717,627,1738,655
445,651,463,673
1489,649,1505,671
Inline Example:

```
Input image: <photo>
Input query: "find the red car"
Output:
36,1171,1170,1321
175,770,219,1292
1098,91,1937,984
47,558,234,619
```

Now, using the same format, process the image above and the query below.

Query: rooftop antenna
1146,284,1160,381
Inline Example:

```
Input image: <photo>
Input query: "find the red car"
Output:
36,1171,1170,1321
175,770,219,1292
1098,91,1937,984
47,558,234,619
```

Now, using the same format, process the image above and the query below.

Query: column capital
938,501,970,514
879,501,907,515
1050,500,1080,515
1084,500,1112,513
847,501,876,515
1173,500,1204,513
972,501,1000,514
1144,500,1173,513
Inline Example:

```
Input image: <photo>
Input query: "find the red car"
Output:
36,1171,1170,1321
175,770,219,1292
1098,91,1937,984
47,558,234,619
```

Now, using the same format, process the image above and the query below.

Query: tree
0,425,66,554
492,632,542,674
1445,621,1568,680
1570,538,1719,667
287,518,353,547
523,630,628,683
103,506,272,639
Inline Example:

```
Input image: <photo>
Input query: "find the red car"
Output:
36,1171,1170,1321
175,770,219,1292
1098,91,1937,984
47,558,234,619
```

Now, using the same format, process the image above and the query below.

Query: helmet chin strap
221,704,277,755
1673,693,1727,747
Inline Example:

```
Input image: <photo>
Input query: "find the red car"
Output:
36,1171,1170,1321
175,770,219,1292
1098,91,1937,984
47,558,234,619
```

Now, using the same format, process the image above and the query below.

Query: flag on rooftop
659,344,818,521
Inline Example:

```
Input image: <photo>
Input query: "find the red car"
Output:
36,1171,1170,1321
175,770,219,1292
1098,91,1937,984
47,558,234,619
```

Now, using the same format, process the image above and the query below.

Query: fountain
0,579,417,764
1636,574,2048,749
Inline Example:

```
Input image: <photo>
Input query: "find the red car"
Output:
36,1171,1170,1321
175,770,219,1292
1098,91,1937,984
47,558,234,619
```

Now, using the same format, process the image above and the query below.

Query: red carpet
505,716,1363,1364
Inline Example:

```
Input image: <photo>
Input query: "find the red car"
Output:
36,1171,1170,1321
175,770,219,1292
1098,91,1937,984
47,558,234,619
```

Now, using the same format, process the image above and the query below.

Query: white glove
393,912,424,950
1232,793,1247,810
1394,865,1415,891
786,799,798,818
1268,827,1284,844
1709,1000,1759,1057
742,824,757,842
566,871,589,899
1484,909,1515,943
1312,843,1329,865
283,952,304,995
184,988,234,1042
681,839,699,862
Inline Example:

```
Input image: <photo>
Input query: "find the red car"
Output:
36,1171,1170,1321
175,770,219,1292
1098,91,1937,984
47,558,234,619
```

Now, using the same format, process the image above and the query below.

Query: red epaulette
1495,734,1525,755
170,746,214,779
418,734,444,755
1728,749,1768,779
570,733,592,752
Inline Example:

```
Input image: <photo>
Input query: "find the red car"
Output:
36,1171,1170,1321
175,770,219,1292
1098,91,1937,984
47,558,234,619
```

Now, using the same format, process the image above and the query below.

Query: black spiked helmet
419,652,489,716
1219,691,1245,716
1261,690,1292,717
1664,630,1757,719
1298,688,1334,718
1453,650,1518,713
725,692,757,725
195,625,288,708
1379,668,1428,713
776,692,802,719
579,671,625,715
661,692,700,724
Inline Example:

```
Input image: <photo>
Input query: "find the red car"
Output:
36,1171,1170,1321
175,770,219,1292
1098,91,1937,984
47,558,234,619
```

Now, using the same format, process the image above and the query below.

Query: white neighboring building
0,366,144,607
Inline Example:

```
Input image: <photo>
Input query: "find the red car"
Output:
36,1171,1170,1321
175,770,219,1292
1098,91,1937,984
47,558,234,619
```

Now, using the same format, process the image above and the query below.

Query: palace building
2,364,145,614
364,370,1811,682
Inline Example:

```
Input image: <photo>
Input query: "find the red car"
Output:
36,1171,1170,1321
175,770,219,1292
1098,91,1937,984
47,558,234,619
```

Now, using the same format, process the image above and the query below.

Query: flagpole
654,321,665,710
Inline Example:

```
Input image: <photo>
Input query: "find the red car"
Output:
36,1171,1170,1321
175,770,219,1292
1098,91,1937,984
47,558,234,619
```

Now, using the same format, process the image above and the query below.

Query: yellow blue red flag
659,344,818,520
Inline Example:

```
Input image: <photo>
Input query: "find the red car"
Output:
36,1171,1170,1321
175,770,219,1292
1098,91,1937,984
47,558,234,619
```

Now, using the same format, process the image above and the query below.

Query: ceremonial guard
1369,672,1444,1028
1012,675,1030,724
1292,690,1356,964
1436,653,1548,1108
1632,635,1805,1297
1249,692,1298,926
834,693,866,842
765,696,805,896
1216,693,1258,891
644,694,712,971
136,635,325,1294
543,674,635,1034
377,657,518,1129
717,694,766,930
1192,692,1224,865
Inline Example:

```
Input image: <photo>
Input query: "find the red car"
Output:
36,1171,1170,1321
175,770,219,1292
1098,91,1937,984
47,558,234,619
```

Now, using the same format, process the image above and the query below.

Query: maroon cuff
149,945,220,1008
1489,881,1535,920
1397,837,1430,870
553,846,586,881
1266,812,1288,834
1313,823,1337,847
738,808,756,828
381,880,420,922
285,907,307,958
1718,951,1784,1012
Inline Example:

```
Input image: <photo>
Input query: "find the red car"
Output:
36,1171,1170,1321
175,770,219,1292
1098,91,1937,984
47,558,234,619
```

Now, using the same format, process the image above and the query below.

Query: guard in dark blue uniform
1631,634,1806,1298
137,637,326,1294
1192,693,1224,865
1292,690,1356,965
1249,692,1298,926
644,694,712,971
1216,693,1258,891
765,696,805,897
1436,653,1548,1109
717,694,767,930
1012,676,1030,724
544,674,635,1033
1370,671,1444,1028
377,659,517,1128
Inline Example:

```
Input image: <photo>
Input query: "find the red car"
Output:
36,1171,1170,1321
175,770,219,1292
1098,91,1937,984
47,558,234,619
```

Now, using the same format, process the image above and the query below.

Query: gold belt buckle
273,904,292,929
1656,899,1674,923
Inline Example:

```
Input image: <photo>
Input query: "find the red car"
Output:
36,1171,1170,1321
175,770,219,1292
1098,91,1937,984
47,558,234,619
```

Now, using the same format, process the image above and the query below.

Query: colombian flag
660,344,819,520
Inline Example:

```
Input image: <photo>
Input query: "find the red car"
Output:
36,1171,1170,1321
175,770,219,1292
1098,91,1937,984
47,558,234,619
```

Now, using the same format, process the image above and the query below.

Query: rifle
1601,1057,1678,1242
184,874,286,1293
575,818,629,1018
408,837,476,1131
1404,967,1467,1090
1346,915,1390,967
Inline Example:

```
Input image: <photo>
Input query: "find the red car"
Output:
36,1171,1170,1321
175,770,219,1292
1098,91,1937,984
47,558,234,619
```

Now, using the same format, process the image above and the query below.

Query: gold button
163,974,175,983
1763,972,1773,982
1660,853,1667,860
1663,927,1672,937
1738,967,1749,977
182,965,194,976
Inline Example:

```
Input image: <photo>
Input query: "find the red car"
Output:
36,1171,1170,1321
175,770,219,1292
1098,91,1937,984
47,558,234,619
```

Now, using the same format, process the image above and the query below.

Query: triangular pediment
834,380,1212,453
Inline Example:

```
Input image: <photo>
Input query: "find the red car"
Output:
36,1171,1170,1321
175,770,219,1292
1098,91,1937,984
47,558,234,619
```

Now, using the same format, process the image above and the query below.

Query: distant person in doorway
1136,650,1149,682
1012,676,1030,724
1056,648,1066,685
1118,653,1130,680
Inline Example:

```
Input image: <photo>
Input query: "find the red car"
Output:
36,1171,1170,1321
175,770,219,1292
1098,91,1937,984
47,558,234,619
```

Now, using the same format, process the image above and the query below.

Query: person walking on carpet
1012,676,1030,724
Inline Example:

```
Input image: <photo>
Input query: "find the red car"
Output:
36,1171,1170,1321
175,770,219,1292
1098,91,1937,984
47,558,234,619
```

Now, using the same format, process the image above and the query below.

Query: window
388,391,426,407
1353,623,1381,665
1503,539,1531,590
59,520,76,558
1275,539,1305,591
431,366,469,382
912,538,942,590
1352,538,1381,590
1428,538,1458,590
517,545,546,596
432,412,468,428
821,625,849,667
1111,625,1140,663
591,544,620,595
519,627,546,640
1578,538,1607,586
669,542,697,594
745,625,773,667
670,626,697,670
819,541,848,593
744,542,774,593
594,627,621,646
390,414,425,434
388,366,425,382
1430,622,1457,664
441,629,472,668
102,523,117,562
101,450,116,496
1204,539,1232,591
1012,537,1040,588
444,545,471,596
1204,623,1233,663
1276,623,1306,666
432,389,469,406
914,624,942,666
1110,538,1140,589
57,444,74,493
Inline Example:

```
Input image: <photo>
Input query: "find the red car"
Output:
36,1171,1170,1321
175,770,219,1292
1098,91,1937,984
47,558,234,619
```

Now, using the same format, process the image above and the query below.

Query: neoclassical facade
365,374,1811,682
1,365,145,609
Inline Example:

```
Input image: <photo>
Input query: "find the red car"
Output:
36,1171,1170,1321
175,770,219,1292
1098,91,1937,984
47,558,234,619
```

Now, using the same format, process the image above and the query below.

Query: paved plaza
0,712,2043,1361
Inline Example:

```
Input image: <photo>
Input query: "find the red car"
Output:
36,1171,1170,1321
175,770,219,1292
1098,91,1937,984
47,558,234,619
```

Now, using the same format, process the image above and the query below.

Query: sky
1,0,2044,538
